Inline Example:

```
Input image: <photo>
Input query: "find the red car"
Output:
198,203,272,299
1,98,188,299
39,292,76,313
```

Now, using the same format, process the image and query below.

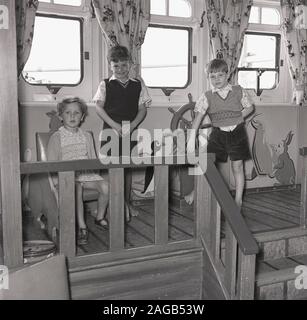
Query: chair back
36,131,96,161
36,132,54,161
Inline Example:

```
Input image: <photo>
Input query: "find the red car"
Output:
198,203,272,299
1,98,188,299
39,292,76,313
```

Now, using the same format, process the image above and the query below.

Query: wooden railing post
0,0,23,268
300,150,307,228
209,196,221,261
225,222,238,299
154,165,169,244
195,174,211,244
236,249,256,300
58,171,76,257
109,168,125,251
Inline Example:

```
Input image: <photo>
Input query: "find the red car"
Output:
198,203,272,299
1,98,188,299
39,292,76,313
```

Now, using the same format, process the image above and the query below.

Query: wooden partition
20,157,192,261
18,153,259,299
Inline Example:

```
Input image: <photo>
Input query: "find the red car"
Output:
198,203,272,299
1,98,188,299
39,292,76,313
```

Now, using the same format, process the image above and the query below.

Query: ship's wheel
142,94,211,196
168,93,211,197
168,93,211,149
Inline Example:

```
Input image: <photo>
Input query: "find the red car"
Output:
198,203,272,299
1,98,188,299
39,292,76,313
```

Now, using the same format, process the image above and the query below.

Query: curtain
204,0,253,83
280,0,307,104
91,0,150,77
15,0,39,77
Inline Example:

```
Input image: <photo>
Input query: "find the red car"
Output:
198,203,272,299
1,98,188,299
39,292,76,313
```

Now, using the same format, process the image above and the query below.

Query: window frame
237,31,281,96
141,23,193,93
249,5,281,25
150,0,192,18
22,13,84,89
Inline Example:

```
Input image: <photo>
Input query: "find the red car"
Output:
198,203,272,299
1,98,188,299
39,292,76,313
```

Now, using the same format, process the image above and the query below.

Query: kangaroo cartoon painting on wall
270,131,296,185
246,114,296,185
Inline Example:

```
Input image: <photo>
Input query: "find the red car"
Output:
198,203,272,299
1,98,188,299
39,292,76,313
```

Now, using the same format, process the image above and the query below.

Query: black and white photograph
1,0,307,307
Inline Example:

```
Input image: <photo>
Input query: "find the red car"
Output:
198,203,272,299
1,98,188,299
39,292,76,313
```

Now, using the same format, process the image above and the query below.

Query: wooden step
254,227,307,261
255,254,307,300
220,227,307,275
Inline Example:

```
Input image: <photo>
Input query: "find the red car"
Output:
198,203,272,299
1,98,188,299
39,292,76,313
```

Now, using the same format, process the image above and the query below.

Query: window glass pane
169,0,191,17
23,16,81,85
260,71,277,89
239,34,276,68
261,8,280,25
141,27,189,87
249,6,260,23
39,0,82,4
238,71,257,90
150,0,166,15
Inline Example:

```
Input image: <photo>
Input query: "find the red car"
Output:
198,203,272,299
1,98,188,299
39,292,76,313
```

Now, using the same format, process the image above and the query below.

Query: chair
0,255,70,300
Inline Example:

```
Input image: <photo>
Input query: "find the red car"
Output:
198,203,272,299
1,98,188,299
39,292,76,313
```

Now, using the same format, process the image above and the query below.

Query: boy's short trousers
207,122,251,162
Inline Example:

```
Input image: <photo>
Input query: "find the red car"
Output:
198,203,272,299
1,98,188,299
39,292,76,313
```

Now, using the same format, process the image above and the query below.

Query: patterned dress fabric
59,127,103,182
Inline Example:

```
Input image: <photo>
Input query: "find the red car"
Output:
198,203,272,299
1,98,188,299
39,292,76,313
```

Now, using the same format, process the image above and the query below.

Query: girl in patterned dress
47,97,109,245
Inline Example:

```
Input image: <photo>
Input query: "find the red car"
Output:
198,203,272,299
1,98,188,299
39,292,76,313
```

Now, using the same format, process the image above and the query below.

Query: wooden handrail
201,157,259,256
20,155,190,175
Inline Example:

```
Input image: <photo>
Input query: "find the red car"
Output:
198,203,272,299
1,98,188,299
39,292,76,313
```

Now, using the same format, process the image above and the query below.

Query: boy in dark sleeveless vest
187,58,254,208
93,45,151,220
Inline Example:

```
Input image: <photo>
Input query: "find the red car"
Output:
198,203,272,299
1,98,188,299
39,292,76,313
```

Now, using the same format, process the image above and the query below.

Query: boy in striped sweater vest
187,59,254,208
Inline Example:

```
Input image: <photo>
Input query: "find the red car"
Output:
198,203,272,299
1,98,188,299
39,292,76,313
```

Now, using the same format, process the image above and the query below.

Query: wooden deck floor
23,187,301,257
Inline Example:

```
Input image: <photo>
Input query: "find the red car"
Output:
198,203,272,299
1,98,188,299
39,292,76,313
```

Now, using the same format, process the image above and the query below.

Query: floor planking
22,188,301,257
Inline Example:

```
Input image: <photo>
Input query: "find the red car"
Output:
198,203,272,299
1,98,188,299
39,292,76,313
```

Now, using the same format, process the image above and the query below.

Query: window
22,14,83,86
150,0,192,17
238,32,280,95
39,0,82,6
238,5,281,95
249,6,280,25
141,25,191,89
142,0,192,91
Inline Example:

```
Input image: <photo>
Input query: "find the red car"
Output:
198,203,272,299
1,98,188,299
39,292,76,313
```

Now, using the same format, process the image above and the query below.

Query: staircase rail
196,153,258,299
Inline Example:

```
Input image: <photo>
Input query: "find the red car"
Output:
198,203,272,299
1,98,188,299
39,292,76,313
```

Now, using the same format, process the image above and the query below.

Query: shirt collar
109,75,138,83
212,83,233,93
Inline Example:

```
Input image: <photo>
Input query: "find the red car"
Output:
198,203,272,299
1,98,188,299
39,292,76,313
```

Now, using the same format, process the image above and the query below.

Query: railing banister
109,168,125,251
154,165,169,244
203,157,259,255
58,171,76,257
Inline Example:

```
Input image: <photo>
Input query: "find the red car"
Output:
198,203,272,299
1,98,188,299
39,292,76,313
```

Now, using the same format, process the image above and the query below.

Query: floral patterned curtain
91,0,150,76
15,0,38,77
204,0,253,83
280,0,307,104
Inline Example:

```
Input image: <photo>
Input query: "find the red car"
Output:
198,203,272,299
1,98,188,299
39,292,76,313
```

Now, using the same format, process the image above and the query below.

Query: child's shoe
94,218,108,229
77,228,88,245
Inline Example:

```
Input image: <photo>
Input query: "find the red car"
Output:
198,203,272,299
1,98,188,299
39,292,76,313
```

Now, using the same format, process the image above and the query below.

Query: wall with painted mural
228,104,299,189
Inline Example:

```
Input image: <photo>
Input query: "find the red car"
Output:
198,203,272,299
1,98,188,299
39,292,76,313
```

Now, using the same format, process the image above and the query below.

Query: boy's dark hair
207,59,228,74
107,45,131,63
57,96,88,117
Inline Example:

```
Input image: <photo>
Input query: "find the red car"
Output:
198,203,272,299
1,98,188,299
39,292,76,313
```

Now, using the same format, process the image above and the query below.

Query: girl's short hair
57,97,88,117
207,59,228,74
107,45,131,63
